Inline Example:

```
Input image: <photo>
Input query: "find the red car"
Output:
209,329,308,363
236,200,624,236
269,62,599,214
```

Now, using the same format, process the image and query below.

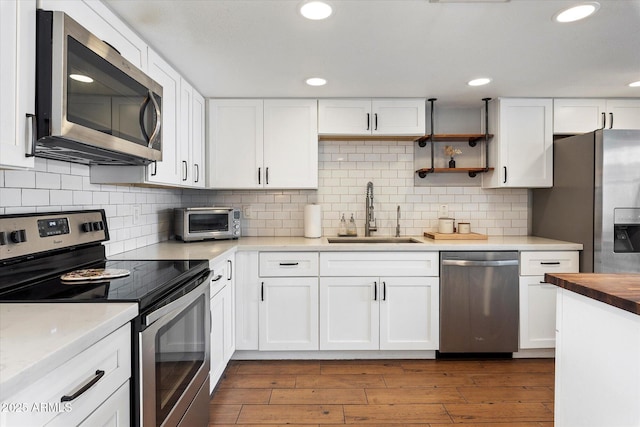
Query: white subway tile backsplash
22,189,50,206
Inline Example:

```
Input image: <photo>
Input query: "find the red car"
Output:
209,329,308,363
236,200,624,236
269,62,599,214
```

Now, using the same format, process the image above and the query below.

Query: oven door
139,278,210,427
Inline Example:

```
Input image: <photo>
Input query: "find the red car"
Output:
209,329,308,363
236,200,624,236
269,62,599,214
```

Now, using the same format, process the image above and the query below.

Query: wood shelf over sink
416,167,494,178
416,133,493,147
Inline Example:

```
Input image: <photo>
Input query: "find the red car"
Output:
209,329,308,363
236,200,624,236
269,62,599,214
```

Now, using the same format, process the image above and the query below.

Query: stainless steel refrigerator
532,129,640,273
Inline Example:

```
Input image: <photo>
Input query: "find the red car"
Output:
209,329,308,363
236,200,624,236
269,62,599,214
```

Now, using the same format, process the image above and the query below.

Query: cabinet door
191,90,206,188
318,99,372,135
380,277,439,350
319,277,379,350
372,99,425,136
178,79,193,185
146,50,181,185
519,276,557,349
263,99,318,188
259,278,319,351
0,0,35,170
483,98,553,188
553,99,606,134
235,251,259,350
210,284,227,391
78,382,129,427
606,99,640,129
222,282,235,362
208,99,264,189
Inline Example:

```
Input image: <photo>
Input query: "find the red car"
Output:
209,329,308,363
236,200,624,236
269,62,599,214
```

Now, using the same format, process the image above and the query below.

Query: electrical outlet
438,204,449,218
243,205,253,219
132,205,142,225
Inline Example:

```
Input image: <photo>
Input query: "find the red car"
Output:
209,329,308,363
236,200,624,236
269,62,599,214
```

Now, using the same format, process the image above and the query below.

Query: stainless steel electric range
0,210,211,427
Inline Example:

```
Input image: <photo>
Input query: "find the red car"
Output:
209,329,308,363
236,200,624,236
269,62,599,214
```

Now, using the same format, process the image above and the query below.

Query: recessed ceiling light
69,74,93,83
300,1,333,20
468,78,492,87
306,77,327,86
629,81,640,88
553,2,600,23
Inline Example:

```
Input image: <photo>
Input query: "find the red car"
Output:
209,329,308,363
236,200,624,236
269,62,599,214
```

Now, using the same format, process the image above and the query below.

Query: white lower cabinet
518,251,579,350
78,382,130,427
319,252,440,351
210,254,235,391
259,278,319,350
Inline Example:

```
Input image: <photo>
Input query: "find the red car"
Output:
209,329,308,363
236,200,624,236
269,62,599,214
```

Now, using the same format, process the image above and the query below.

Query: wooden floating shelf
318,135,423,142
415,167,494,178
416,133,493,144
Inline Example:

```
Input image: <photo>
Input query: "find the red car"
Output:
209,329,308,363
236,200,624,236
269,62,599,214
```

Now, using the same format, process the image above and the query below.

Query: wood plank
237,404,345,424
479,359,555,374
424,231,488,240
320,361,405,375
344,403,452,424
398,359,486,373
383,373,475,387
270,388,368,405
365,387,466,404
208,404,241,424
235,360,321,375
469,373,555,387
219,374,297,389
430,423,550,427
457,386,554,403
445,402,554,423
210,388,272,405
295,374,386,389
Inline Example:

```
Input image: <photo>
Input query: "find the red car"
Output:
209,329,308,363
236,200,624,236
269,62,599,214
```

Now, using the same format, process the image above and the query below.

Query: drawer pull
261,282,265,301
374,281,378,301
211,274,223,282
61,369,105,402
540,261,561,265
279,262,299,266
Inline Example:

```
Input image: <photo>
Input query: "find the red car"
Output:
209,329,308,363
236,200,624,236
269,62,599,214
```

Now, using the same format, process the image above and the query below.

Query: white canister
458,222,471,234
438,218,455,234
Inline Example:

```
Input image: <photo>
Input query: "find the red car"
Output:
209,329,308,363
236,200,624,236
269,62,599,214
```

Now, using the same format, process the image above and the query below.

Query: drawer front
520,251,579,276
2,324,131,427
210,259,228,296
320,252,439,277
259,252,319,277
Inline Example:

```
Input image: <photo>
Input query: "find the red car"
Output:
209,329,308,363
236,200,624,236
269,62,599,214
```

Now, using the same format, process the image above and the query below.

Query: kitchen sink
327,237,423,244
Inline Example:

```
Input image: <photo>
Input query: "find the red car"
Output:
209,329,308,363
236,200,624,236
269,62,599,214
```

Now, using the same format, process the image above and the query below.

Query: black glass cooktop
0,258,209,309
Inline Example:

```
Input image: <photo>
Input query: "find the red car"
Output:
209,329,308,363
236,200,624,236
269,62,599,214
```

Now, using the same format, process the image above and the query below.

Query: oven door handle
143,271,212,327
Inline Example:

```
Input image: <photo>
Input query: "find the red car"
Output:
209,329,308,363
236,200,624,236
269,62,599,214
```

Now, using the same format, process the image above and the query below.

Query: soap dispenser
338,214,347,236
347,214,357,236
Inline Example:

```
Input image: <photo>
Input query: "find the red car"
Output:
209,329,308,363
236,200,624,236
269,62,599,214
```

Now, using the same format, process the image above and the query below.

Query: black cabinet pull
61,370,105,402
227,259,232,280
25,113,36,157
258,167,261,185
182,161,188,181
374,113,378,130
279,262,299,266
194,163,199,183
261,282,264,301
503,166,507,184
211,274,223,282
540,261,561,265
150,160,157,176
382,282,386,301
601,112,606,129
366,113,370,130
266,167,269,185
609,112,614,129
374,281,377,301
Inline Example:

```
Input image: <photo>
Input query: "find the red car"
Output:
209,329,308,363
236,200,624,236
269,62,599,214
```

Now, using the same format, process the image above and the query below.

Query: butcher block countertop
545,273,640,316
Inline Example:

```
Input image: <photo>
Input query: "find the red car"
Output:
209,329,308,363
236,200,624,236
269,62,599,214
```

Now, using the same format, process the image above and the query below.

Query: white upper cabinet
318,98,425,136
554,98,640,134
177,79,205,187
0,0,36,170
207,99,318,189
482,98,553,189
38,0,147,70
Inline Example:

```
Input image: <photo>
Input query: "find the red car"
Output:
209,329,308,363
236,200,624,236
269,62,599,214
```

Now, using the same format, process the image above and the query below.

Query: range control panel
0,210,108,261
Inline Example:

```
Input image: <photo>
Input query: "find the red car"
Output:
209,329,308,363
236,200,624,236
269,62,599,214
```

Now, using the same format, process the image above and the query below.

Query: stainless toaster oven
174,207,241,241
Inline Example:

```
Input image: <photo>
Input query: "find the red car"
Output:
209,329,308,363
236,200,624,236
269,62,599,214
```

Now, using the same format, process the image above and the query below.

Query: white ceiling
104,0,640,107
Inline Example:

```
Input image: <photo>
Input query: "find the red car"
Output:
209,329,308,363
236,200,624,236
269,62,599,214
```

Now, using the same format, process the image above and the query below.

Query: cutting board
424,231,488,240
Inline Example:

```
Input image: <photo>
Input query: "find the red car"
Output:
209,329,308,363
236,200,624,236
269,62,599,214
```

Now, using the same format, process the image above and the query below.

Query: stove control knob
92,221,104,231
82,222,94,232
10,229,26,243
0,231,8,246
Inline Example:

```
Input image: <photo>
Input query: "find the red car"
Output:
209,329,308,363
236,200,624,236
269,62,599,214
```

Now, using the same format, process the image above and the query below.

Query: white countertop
0,303,138,401
112,235,583,262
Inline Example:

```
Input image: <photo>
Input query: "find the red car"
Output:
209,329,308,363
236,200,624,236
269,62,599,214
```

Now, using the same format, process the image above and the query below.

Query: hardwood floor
209,358,555,426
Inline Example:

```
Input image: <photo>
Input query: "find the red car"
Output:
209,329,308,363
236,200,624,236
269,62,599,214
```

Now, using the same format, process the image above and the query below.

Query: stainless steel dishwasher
440,251,519,353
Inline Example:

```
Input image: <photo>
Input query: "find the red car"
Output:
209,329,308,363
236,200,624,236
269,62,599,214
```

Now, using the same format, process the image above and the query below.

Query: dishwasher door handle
442,259,519,267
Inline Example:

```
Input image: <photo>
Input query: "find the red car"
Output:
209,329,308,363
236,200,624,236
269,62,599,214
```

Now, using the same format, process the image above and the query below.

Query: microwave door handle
148,91,162,148
139,94,151,143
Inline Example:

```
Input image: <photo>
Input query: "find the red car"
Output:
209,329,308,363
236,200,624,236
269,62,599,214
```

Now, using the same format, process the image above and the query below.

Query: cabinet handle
261,282,264,301
258,167,261,185
540,261,561,265
503,166,507,184
227,259,232,280
279,262,299,266
374,281,377,301
366,113,370,130
25,113,37,157
374,113,378,131
382,281,386,301
601,112,606,130
609,112,614,129
182,161,188,181
211,274,223,282
150,161,157,176
60,370,105,402
266,167,269,185
194,163,199,183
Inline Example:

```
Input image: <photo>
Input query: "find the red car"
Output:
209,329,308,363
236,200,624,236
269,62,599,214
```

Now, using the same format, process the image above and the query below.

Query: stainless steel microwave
174,208,241,242
34,10,163,166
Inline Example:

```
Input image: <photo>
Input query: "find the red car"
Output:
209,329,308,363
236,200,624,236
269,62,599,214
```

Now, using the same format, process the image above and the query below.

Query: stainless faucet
365,181,377,236
395,205,401,237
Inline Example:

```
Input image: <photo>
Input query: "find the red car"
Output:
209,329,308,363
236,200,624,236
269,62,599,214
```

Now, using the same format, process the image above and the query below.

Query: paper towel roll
304,204,322,238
